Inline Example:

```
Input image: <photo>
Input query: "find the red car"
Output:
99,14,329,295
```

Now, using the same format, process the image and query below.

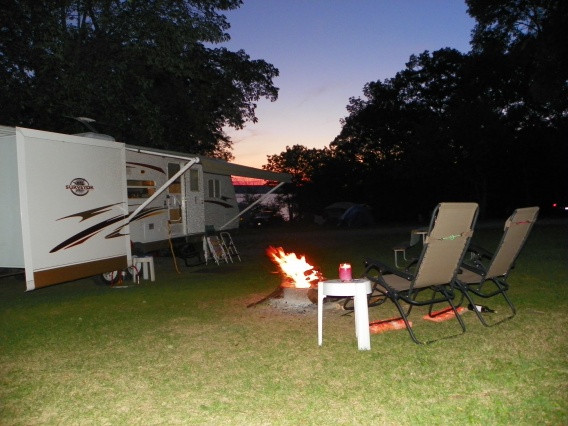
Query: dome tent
338,204,374,227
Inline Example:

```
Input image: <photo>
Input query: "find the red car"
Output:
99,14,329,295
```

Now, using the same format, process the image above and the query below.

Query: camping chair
455,206,539,326
363,202,479,344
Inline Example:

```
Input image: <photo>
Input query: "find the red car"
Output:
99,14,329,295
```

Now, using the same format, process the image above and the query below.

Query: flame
266,246,321,288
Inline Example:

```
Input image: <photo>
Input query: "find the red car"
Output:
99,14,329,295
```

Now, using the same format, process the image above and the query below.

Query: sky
221,0,476,168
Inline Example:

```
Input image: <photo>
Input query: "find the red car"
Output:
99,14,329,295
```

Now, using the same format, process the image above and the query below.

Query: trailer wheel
96,270,129,286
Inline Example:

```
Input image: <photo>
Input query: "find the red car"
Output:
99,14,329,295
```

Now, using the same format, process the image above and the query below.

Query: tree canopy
0,0,279,159
467,0,568,108
264,0,567,220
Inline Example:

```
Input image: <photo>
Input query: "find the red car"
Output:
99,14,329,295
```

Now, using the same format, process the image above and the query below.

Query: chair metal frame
364,202,479,344
455,206,539,326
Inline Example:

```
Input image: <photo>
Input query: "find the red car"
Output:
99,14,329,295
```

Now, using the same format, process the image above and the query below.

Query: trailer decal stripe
50,214,126,253
56,203,124,222
204,200,234,209
126,161,166,174
103,208,166,239
130,207,165,221
65,231,105,248
51,207,167,253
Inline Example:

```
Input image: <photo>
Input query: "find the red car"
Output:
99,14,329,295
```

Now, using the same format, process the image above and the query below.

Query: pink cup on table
339,263,352,281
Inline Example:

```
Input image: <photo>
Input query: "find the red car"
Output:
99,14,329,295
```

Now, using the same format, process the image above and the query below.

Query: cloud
295,83,336,108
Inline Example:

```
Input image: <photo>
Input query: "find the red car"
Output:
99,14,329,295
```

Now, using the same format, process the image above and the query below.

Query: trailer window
208,179,220,198
127,180,156,198
189,169,199,192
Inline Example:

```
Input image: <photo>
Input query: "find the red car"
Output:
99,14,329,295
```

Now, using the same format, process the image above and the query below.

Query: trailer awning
198,156,291,183
126,145,291,183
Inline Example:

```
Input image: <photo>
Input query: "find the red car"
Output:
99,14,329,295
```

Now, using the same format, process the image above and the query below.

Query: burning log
246,286,284,308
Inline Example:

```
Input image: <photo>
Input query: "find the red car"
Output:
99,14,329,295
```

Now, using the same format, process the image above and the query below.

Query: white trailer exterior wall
0,127,25,268
124,146,291,253
0,127,290,291
125,149,216,251
0,127,131,290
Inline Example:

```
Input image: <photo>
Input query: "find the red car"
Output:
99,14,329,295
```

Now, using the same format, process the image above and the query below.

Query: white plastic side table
318,278,372,350
132,256,155,282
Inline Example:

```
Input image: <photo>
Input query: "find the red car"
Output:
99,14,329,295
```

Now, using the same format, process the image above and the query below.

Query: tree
330,49,472,219
0,0,279,160
466,0,568,211
294,0,567,219
466,0,568,111
264,145,334,220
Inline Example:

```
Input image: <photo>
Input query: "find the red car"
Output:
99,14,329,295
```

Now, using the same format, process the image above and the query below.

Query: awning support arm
126,158,199,224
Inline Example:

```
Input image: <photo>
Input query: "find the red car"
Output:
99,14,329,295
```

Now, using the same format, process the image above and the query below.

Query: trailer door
185,166,205,234
167,162,185,237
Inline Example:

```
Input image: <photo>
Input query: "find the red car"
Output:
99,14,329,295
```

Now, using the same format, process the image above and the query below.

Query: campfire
247,246,324,309
266,246,322,288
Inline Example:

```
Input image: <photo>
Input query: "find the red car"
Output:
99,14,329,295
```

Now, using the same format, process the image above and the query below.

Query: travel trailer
0,126,290,290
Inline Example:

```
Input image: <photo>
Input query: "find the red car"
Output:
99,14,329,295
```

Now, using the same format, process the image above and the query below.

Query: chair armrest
467,243,493,260
364,257,413,281
392,241,412,251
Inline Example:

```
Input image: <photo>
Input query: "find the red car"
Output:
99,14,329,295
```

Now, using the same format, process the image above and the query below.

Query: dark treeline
265,0,568,220
1,0,278,161
1,1,566,220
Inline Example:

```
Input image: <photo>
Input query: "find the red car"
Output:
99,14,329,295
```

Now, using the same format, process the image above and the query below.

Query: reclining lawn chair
363,202,479,344
456,206,539,326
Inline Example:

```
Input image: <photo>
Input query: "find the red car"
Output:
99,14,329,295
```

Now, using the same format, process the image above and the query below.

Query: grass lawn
1,221,567,425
